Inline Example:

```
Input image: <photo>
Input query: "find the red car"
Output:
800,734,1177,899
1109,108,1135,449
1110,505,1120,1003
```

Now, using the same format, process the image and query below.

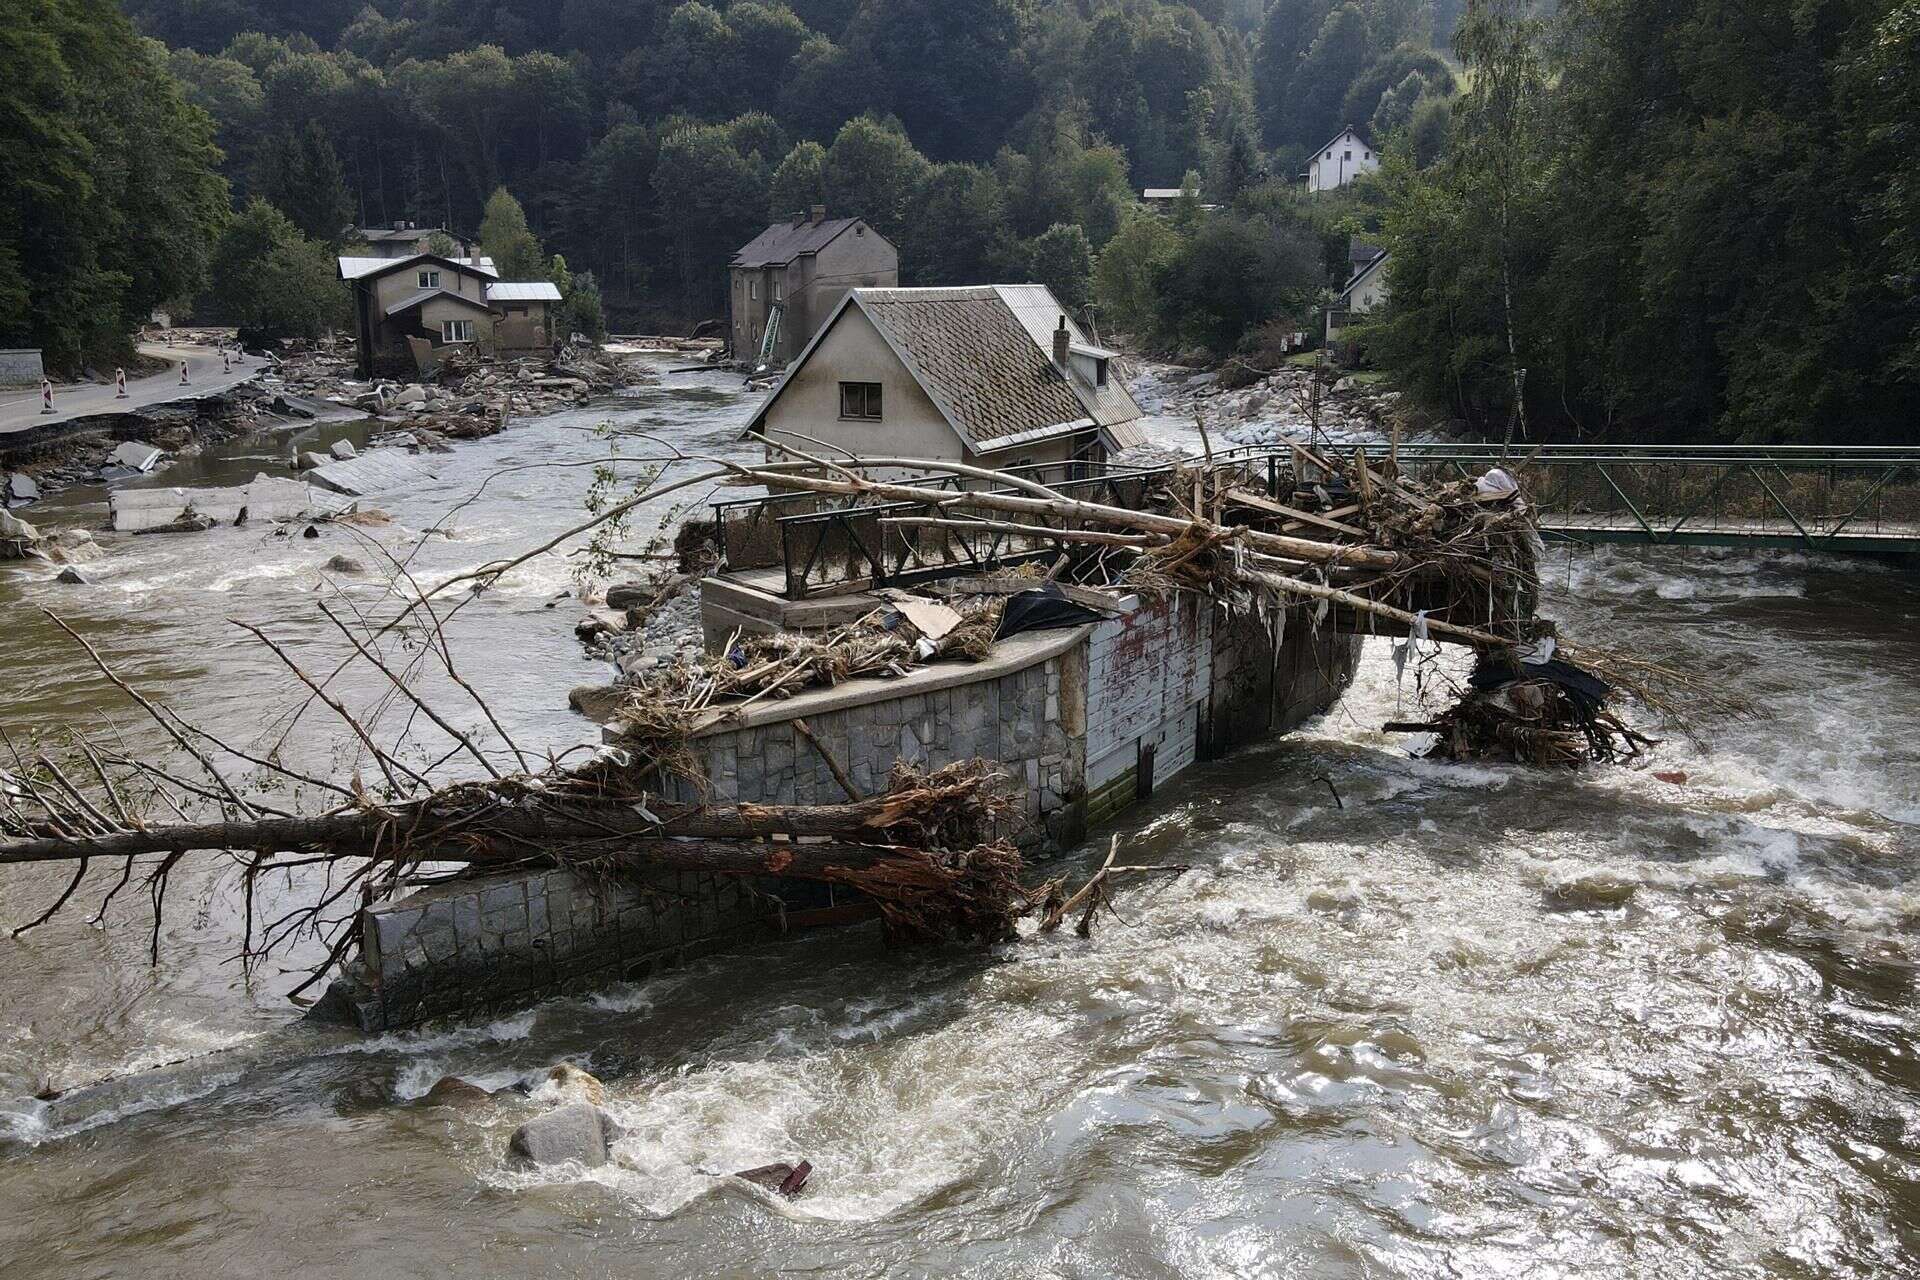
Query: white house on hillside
1305,126,1379,192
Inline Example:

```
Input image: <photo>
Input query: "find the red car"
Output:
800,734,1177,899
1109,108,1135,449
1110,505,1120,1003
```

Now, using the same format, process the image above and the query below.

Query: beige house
743,284,1146,474
730,208,899,368
338,253,561,377
1326,248,1390,345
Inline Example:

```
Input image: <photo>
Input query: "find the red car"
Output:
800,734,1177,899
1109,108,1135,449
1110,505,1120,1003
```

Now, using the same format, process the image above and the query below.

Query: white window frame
418,270,440,289
442,319,474,343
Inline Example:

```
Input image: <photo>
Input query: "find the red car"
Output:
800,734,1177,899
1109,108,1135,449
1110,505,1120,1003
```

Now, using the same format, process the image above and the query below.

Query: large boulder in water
505,1103,623,1169
423,1076,493,1108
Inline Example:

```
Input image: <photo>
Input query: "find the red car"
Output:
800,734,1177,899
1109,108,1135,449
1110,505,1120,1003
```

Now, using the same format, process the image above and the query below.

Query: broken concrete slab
306,449,434,497
110,474,351,533
108,442,165,473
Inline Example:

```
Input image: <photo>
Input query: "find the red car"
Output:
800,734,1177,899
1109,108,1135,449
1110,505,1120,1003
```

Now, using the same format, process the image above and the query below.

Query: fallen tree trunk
0,790,998,866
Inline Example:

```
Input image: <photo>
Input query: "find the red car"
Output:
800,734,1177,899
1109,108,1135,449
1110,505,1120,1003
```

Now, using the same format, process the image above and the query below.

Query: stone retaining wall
0,349,43,385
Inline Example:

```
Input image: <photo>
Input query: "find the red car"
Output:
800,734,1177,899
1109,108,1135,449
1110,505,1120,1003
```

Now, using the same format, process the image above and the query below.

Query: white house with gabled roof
1306,126,1380,193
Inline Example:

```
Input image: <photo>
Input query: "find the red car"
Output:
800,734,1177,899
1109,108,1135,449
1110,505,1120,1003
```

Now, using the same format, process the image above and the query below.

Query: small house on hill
350,222,474,260
1305,126,1379,192
743,284,1146,472
337,252,561,378
1326,248,1391,345
730,208,898,368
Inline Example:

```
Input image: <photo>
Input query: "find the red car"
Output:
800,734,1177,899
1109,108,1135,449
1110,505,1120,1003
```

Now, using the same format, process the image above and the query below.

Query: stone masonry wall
321,862,849,1031
0,349,44,385
672,651,1086,851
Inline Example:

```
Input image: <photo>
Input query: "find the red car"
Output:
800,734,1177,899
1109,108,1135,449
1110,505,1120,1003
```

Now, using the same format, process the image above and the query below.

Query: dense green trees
203,198,350,344
0,1,229,372
1374,0,1918,442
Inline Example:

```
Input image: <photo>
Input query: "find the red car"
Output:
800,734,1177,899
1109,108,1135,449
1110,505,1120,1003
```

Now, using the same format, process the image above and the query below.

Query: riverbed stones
55,566,89,585
423,1076,493,1108
505,1102,624,1169
329,438,358,460
323,554,366,574
541,1064,607,1106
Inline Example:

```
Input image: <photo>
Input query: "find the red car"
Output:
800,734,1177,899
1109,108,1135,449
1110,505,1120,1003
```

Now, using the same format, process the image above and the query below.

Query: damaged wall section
324,598,1359,1032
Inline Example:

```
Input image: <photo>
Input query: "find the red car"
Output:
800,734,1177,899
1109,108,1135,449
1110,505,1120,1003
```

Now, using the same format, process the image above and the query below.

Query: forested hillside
5,0,1912,441
116,0,1438,332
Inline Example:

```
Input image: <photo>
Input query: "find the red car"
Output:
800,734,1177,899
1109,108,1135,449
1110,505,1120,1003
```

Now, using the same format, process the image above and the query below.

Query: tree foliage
203,197,350,344
0,2,229,371
1374,0,1918,442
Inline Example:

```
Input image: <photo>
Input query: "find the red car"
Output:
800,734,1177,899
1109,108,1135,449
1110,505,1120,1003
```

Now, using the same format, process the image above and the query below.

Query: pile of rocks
270,343,659,440
0,508,105,569
574,572,706,679
1134,360,1422,449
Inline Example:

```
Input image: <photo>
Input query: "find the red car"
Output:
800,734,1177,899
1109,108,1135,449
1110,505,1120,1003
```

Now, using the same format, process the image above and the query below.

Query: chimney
811,204,827,224
1052,316,1070,368
791,209,807,226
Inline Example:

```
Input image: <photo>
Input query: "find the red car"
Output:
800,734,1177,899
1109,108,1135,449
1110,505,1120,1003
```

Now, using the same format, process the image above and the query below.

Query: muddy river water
2,359,1917,1277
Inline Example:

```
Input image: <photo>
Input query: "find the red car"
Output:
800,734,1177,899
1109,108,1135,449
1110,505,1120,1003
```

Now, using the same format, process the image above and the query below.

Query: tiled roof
732,216,869,267
748,284,1146,455
858,288,1091,446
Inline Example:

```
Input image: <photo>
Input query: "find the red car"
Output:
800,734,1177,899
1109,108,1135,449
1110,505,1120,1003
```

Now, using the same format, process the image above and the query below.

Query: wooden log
747,466,1408,572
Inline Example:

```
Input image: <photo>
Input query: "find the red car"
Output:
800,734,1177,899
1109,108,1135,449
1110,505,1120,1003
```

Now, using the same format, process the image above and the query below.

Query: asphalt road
0,342,263,437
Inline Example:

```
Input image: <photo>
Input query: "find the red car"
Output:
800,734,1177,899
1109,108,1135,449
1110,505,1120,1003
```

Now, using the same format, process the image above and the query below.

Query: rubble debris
0,508,41,558
733,1161,812,1198
107,442,164,474
1383,652,1655,766
505,1103,624,1170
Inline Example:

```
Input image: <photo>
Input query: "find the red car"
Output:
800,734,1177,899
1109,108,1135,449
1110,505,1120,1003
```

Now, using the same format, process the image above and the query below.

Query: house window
1325,150,1333,159
774,278,783,301
1095,359,1109,388
1364,150,1372,159
418,270,440,289
1343,150,1351,160
839,381,882,420
750,280,759,300
442,319,474,343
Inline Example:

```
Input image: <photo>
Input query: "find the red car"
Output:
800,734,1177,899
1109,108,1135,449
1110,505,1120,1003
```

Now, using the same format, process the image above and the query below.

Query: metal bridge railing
1357,444,1920,550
